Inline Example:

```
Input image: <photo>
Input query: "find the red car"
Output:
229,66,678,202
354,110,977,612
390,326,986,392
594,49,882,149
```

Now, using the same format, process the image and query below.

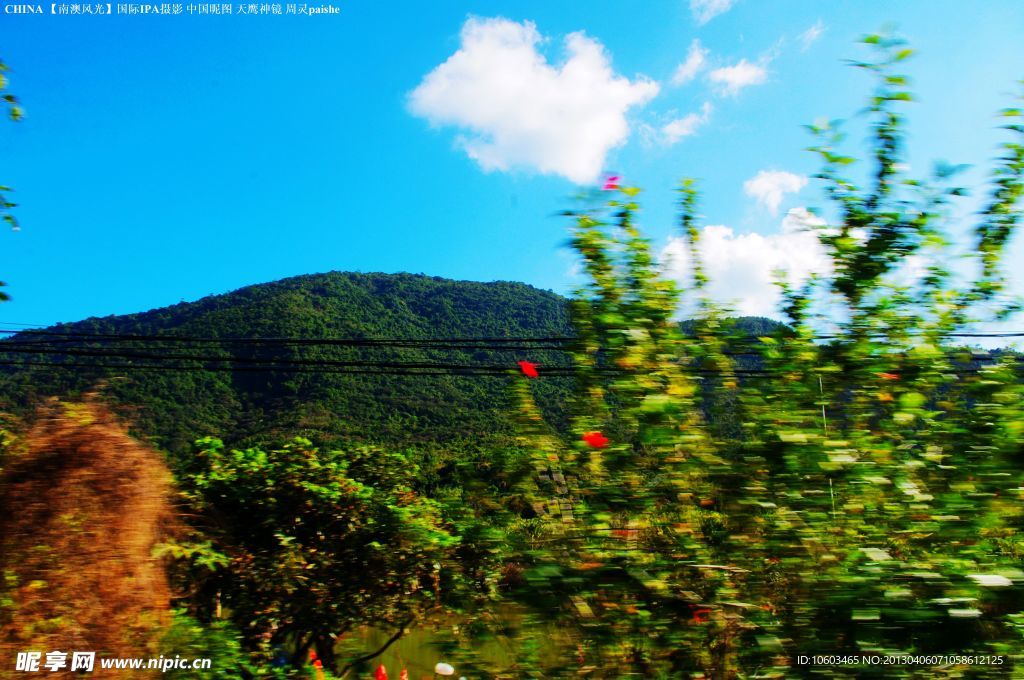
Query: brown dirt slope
0,400,175,678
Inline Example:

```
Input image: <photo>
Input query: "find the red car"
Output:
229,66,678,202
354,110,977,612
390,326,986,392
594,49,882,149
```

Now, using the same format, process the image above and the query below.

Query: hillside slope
0,272,575,452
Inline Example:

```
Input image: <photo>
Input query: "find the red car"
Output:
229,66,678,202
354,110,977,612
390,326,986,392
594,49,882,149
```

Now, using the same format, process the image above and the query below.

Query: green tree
171,437,458,676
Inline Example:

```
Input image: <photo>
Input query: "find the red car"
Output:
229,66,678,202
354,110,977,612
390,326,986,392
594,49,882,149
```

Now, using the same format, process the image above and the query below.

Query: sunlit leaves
498,32,1024,678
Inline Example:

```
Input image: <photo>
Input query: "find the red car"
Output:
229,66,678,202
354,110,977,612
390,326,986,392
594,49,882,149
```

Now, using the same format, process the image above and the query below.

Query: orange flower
878,372,900,380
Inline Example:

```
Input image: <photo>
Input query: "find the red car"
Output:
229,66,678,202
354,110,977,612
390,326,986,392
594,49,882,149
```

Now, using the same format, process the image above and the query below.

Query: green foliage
160,611,292,679
0,272,776,457
172,435,457,675
0,273,576,452
451,34,1024,678
0,55,23,301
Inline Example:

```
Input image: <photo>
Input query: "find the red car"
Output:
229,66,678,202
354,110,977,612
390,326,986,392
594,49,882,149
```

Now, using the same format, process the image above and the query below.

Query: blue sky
1,0,1023,328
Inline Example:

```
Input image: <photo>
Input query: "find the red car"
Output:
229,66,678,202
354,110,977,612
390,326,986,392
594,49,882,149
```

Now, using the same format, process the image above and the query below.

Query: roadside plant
477,35,1024,678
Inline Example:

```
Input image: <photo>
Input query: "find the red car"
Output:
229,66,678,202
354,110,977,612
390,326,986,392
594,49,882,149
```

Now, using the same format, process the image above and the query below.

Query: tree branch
337,616,414,679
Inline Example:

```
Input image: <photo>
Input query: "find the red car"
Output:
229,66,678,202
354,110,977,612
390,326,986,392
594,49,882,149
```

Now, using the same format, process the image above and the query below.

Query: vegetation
1,55,23,302
0,34,1022,680
437,36,1024,677
172,436,457,674
0,273,577,452
0,401,174,670
0,273,781,455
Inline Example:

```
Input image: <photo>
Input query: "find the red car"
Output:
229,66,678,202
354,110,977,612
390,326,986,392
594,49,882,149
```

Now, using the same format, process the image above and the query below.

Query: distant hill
0,272,789,454
0,272,575,453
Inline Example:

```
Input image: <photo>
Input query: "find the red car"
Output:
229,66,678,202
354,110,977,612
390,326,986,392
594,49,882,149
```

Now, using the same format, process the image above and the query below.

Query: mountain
0,272,575,453
0,272,791,455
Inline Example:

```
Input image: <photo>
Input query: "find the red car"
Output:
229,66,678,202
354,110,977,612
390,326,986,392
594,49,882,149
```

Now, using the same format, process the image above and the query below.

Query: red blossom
374,664,388,680
691,606,712,624
602,175,620,191
582,431,609,448
878,372,900,380
518,360,540,378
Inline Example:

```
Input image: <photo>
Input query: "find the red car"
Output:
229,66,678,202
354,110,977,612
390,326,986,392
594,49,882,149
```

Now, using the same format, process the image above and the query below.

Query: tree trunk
315,632,338,674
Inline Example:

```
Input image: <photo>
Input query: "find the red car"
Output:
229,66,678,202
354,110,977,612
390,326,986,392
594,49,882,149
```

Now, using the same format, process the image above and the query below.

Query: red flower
691,606,712,624
518,360,540,378
582,431,609,448
602,175,620,191
399,671,409,680
374,664,388,680
878,372,900,381
307,650,324,679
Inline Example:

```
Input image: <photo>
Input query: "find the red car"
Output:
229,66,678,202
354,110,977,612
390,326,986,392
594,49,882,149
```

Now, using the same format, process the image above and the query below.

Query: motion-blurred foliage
438,35,1024,678
0,55,23,302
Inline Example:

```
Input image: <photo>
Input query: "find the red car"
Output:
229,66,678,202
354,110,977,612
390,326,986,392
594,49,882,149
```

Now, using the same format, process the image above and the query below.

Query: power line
0,337,570,351
0,329,756,358
3,328,1024,346
0,349,789,376
0,353,1013,378
0,359,537,376
0,329,576,346
0,326,1017,380
0,345,577,370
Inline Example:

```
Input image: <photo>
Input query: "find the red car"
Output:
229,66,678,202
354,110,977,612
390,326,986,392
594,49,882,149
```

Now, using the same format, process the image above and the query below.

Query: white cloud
708,57,768,96
671,39,708,86
799,20,825,51
661,207,830,317
659,206,951,319
690,0,734,25
781,206,825,233
744,169,807,215
408,17,659,184
661,102,713,145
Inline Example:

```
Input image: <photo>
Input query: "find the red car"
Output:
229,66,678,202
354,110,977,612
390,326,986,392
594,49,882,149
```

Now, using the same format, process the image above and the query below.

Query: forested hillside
0,272,576,452
0,271,788,455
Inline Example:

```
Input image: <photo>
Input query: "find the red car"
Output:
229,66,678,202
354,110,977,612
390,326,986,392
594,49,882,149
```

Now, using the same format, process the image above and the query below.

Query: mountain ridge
0,271,787,454
0,272,577,453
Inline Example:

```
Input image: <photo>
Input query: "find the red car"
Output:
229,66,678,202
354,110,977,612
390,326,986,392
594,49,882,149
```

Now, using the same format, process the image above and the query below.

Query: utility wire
0,329,576,346
0,359,538,376
0,345,576,370
2,328,1024,345
0,354,1012,378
